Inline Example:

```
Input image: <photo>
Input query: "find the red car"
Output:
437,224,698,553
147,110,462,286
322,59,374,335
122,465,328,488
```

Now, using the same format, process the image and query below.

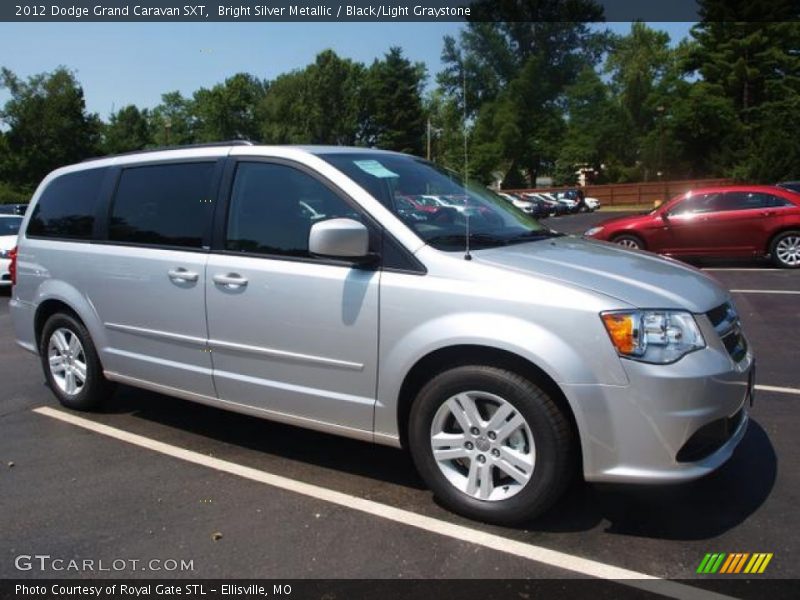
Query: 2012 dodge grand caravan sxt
10,143,754,524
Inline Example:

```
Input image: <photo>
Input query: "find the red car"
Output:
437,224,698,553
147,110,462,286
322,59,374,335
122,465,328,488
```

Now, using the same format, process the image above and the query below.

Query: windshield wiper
503,230,565,244
426,233,509,248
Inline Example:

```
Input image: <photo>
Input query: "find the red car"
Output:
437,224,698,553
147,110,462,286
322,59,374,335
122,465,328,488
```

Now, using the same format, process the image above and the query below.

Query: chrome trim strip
209,338,364,371
16,339,38,355
103,370,375,444
104,322,207,347
373,431,402,448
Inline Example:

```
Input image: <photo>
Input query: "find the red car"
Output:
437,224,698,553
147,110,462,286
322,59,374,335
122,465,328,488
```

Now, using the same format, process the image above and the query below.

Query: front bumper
564,319,752,483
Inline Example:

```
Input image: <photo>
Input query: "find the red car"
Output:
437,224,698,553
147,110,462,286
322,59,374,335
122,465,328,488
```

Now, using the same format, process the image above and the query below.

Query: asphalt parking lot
1,211,797,596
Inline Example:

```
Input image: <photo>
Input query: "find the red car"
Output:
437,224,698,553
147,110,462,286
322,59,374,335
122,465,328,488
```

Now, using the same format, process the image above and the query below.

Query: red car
584,185,800,268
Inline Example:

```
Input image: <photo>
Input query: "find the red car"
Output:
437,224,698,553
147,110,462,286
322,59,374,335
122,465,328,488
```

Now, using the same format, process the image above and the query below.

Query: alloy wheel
430,391,535,501
776,235,800,266
48,328,87,396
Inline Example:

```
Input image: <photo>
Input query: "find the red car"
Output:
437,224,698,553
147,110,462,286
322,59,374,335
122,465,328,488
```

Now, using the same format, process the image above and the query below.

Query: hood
593,211,652,229
474,236,728,313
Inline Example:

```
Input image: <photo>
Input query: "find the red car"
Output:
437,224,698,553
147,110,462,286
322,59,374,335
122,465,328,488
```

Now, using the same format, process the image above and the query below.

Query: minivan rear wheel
40,313,113,411
408,366,575,525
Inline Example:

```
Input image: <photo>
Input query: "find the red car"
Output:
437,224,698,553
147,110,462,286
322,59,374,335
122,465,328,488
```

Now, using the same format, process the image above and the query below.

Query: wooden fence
505,178,734,206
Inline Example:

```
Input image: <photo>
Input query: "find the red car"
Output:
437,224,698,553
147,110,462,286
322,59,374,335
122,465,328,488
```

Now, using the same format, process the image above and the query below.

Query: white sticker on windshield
353,160,399,179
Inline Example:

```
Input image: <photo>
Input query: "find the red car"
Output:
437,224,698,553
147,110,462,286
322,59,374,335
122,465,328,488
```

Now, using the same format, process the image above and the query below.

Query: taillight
9,246,17,286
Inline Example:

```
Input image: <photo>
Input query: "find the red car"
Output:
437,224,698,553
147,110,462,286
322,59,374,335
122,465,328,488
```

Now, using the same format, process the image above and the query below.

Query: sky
0,22,693,118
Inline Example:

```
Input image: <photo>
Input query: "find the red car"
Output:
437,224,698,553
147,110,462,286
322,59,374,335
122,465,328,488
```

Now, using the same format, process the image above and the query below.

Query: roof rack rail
81,140,255,162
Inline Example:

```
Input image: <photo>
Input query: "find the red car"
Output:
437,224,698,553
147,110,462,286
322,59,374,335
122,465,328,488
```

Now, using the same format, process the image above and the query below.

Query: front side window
27,168,106,239
668,192,724,216
319,153,552,251
225,162,361,258
109,162,215,248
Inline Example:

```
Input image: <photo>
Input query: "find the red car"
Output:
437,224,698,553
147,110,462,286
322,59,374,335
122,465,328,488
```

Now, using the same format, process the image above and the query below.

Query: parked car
0,215,23,286
584,185,800,268
528,193,568,216
554,189,600,212
10,143,753,524
776,181,800,194
0,203,29,216
584,196,601,211
496,192,546,218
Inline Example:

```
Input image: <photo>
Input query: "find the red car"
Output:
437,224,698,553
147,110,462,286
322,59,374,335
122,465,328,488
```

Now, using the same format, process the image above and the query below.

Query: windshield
320,152,554,251
0,217,22,236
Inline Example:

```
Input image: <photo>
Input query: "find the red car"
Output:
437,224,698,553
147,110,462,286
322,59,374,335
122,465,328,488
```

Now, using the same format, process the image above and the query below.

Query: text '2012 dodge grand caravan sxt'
10,143,754,524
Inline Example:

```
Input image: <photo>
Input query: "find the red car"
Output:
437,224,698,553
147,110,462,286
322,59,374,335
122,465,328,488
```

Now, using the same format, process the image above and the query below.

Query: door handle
213,273,248,288
168,268,199,283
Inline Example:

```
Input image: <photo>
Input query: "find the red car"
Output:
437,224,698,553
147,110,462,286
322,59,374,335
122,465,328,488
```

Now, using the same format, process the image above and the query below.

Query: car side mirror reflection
309,218,375,263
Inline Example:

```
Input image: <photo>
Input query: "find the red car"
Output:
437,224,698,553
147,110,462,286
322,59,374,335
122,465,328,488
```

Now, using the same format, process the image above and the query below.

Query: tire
408,366,575,525
40,313,114,411
613,234,645,250
769,230,800,268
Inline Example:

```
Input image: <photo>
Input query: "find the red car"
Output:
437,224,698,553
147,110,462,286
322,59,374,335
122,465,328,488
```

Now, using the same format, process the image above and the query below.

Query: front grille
676,409,745,462
707,302,748,363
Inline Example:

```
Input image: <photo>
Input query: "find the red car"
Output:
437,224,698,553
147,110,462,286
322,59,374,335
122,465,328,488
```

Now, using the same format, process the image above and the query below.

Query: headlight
584,226,603,237
0,249,11,259
600,310,705,364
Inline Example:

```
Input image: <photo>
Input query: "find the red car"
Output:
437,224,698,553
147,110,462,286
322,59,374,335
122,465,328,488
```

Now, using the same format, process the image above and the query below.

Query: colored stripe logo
697,553,773,574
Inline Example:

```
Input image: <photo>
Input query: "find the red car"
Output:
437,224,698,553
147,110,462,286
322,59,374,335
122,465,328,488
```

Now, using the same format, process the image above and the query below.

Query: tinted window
27,168,105,239
723,191,791,211
110,163,215,248
0,217,22,236
226,162,361,258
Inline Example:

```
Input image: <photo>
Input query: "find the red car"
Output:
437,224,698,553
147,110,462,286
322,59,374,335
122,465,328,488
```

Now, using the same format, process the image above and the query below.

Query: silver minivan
10,143,754,524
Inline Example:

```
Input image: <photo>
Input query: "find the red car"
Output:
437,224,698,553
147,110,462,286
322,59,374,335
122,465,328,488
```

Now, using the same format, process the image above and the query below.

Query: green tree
151,91,196,146
0,67,101,188
103,105,152,154
362,47,426,154
554,68,631,184
605,22,672,134
192,73,267,142
260,50,364,145
436,2,607,184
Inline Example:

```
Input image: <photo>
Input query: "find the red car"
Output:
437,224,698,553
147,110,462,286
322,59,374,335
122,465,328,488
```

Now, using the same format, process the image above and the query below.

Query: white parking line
33,406,733,600
756,384,800,396
730,289,800,294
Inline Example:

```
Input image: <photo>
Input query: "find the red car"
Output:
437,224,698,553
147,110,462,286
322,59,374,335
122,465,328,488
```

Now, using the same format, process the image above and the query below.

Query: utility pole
427,117,431,160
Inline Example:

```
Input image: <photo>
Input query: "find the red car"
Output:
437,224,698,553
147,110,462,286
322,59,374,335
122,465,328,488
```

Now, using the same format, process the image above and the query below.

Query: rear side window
109,162,215,248
723,191,792,211
27,168,106,239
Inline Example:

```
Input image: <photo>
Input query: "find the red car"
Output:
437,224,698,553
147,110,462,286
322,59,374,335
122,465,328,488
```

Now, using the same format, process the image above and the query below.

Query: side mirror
309,218,373,261
660,211,670,222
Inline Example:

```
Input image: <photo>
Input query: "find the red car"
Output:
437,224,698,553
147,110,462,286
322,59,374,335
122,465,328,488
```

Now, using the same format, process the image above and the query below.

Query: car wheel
408,366,575,525
613,234,645,250
40,313,114,411
770,230,800,268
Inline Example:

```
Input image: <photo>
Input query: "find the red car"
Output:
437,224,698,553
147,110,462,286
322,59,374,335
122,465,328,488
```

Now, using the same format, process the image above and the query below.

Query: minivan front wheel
40,313,113,411
409,366,575,524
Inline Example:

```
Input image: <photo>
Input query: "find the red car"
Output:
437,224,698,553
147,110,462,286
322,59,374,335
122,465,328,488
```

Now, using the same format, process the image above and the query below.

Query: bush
0,181,31,204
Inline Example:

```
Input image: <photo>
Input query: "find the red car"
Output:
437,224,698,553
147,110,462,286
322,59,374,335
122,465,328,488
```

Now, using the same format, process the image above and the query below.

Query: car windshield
320,152,555,251
0,217,22,235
